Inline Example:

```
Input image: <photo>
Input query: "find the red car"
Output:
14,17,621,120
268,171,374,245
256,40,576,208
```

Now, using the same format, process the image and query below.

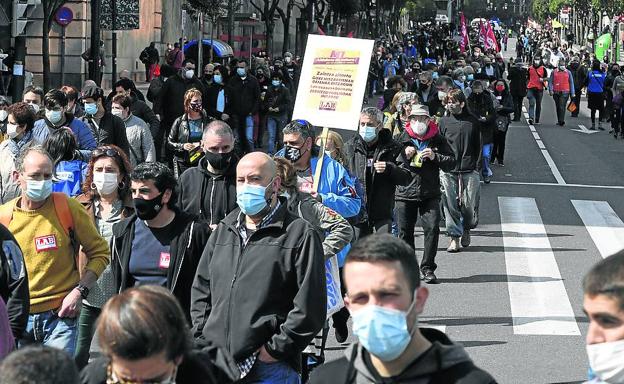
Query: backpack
139,48,150,64
0,193,79,270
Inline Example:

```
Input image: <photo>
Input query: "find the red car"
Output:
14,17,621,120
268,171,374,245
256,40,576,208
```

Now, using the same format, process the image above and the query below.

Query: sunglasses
93,148,121,158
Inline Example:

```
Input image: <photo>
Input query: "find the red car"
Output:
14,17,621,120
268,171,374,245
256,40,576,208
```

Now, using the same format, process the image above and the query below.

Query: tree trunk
278,4,291,55
42,9,51,91
266,20,275,56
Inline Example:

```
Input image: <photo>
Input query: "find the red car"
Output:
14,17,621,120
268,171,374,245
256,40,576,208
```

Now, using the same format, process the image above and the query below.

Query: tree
250,0,282,55
41,0,65,91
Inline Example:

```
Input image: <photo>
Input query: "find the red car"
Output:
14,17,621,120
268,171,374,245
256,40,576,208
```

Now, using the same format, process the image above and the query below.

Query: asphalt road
320,45,624,384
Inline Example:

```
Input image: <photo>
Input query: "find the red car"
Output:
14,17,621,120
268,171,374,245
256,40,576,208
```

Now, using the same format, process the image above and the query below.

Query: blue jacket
33,114,97,159
383,60,399,77
52,159,88,197
587,70,606,93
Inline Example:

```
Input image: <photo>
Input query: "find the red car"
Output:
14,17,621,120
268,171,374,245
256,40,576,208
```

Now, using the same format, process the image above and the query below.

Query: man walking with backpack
166,43,185,70
0,146,109,355
139,42,160,82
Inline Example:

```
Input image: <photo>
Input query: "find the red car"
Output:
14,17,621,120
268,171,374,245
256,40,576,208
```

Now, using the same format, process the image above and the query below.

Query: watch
76,284,90,300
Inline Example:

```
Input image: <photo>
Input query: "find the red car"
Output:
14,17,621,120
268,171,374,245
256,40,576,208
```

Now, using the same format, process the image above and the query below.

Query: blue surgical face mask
272,80,281,87
351,296,417,362
45,109,63,125
359,125,378,142
237,67,246,77
84,103,98,115
213,74,223,84
25,179,53,202
467,74,474,81
432,71,439,80
236,179,273,216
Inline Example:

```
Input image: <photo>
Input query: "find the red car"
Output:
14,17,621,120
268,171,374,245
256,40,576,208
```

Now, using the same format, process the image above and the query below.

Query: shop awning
183,39,234,58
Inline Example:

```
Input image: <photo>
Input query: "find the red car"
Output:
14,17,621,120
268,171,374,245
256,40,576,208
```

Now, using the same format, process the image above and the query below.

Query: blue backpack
53,160,88,197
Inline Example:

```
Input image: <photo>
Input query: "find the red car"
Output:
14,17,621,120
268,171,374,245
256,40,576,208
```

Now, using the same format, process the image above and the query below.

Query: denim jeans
527,88,543,122
395,199,441,272
245,115,255,152
266,114,286,155
482,144,493,177
75,304,101,369
440,171,481,238
241,360,301,384
20,310,78,356
553,92,569,124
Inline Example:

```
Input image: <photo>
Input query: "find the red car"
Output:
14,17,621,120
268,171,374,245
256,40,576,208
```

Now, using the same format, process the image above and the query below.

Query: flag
485,22,500,52
347,31,354,38
317,24,326,35
460,12,470,53
478,20,487,47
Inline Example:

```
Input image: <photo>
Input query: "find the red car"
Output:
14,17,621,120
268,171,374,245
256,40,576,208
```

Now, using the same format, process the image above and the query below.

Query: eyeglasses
92,148,121,158
106,364,177,384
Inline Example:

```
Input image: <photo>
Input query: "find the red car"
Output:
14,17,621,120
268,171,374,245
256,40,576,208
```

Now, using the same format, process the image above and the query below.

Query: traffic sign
55,6,73,27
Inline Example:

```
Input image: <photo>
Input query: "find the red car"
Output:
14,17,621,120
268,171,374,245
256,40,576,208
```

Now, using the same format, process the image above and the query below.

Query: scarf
8,129,33,158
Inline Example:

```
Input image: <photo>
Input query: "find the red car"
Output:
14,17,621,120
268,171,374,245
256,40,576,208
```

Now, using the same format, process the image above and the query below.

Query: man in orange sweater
3,146,109,355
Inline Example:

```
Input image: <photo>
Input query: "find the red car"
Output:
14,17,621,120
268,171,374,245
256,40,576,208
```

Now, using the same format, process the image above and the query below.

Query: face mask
84,103,98,116
0,110,7,121
495,85,505,92
27,102,40,114
351,297,417,362
236,180,273,216
285,57,292,63
25,179,53,202
419,82,429,90
184,69,195,79
45,109,63,125
204,73,213,81
190,102,202,112
284,144,306,163
558,65,566,71
533,60,541,66
437,90,447,100
272,80,281,87
467,74,474,81
432,72,439,80
237,68,246,77
133,193,164,220
111,108,124,119
411,120,428,136
213,74,223,84
359,125,378,142
587,339,624,382
447,103,462,114
7,123,19,139
92,171,118,195
204,150,233,171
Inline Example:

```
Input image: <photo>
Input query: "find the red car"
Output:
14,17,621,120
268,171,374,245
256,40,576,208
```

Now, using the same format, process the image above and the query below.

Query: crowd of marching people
0,17,622,384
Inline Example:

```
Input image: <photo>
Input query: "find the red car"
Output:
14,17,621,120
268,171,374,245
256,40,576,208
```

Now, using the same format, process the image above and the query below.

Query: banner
485,22,500,52
478,20,487,47
460,12,470,53
595,33,612,61
325,256,344,317
292,35,374,131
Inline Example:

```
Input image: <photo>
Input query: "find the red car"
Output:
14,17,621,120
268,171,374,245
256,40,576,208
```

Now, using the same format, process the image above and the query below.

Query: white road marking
499,197,580,336
536,140,546,149
572,124,599,135
490,181,624,189
532,132,541,140
525,120,566,184
572,200,624,258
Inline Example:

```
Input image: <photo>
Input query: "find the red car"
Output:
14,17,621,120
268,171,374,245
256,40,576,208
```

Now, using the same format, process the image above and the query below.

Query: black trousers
512,95,524,120
395,198,440,272
493,129,507,163
354,218,392,239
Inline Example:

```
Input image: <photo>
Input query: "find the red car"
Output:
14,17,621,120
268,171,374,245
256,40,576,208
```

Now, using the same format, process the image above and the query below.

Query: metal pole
198,12,203,71
210,21,214,63
11,37,26,102
60,26,66,85
228,0,235,46
249,26,252,62
90,0,101,85
111,0,117,86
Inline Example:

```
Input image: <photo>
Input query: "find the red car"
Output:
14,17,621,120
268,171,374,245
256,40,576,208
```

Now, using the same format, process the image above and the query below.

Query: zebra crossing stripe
572,200,624,258
499,197,580,336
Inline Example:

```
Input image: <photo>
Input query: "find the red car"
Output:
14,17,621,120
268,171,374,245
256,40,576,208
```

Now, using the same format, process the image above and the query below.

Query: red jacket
528,66,546,90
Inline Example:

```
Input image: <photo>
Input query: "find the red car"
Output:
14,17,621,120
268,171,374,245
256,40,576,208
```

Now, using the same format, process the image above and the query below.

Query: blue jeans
20,310,78,356
241,360,301,384
440,171,481,238
245,115,255,152
527,88,543,122
482,143,493,178
266,114,286,155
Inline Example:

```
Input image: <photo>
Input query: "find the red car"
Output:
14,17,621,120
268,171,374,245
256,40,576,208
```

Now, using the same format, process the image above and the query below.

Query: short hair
435,75,454,88
43,89,68,108
22,85,44,100
182,58,195,66
444,88,467,105
360,106,383,126
346,234,420,291
203,120,234,140
112,93,132,109
114,78,134,92
283,119,316,141
0,346,79,384
7,102,35,131
43,127,78,165
271,71,283,81
419,70,433,81
96,285,191,361
183,88,203,113
130,162,178,205
15,145,53,173
583,250,624,310
60,85,79,102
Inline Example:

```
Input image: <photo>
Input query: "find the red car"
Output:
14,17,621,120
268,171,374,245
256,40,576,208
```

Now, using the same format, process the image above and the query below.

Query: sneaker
423,270,439,284
590,125,596,130
528,118,534,125
447,237,460,253
484,175,492,184
498,160,505,166
461,229,471,247
609,128,614,134
334,321,349,343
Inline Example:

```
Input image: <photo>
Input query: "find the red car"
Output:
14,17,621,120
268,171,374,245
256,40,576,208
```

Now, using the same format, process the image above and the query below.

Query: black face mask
204,150,233,171
284,144,306,163
419,82,430,90
204,74,213,81
134,193,164,220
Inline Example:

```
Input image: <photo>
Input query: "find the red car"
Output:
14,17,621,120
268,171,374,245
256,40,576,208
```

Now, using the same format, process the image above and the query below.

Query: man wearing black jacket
191,152,326,382
0,223,29,340
507,58,528,121
228,60,261,153
343,107,412,238
178,121,238,229
395,105,455,283
309,234,497,384
80,85,130,155
111,162,210,321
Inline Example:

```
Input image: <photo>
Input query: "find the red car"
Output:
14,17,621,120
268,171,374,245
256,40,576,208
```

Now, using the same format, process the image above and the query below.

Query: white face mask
111,108,124,119
27,102,40,114
0,110,7,121
587,339,624,382
185,69,195,79
437,90,447,100
92,171,119,195
6,123,19,139
411,120,428,136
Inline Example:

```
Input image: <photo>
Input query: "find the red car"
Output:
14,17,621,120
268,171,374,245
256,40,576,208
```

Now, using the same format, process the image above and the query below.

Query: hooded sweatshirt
309,328,497,384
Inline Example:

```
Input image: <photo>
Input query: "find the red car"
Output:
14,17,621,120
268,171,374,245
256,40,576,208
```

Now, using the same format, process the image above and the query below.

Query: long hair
81,144,133,201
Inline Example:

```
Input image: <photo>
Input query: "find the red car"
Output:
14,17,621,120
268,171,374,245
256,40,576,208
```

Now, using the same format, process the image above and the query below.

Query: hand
310,191,322,202
209,224,218,231
221,113,230,121
549,92,554,96
405,146,416,159
420,148,435,160
57,288,82,318
183,143,196,151
479,117,487,122
373,161,387,173
258,345,279,363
